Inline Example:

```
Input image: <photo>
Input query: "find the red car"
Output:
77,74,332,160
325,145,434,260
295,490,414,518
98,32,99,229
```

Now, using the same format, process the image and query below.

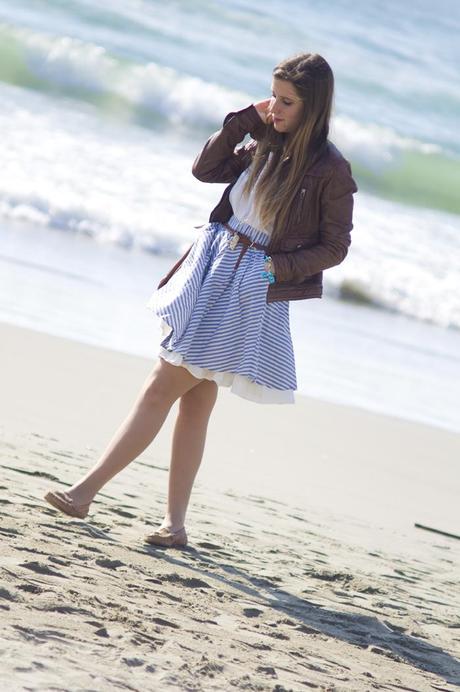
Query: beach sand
1,321,459,691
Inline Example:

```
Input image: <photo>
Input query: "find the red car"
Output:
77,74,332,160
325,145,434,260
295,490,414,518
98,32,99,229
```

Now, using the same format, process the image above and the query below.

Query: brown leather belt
222,222,268,271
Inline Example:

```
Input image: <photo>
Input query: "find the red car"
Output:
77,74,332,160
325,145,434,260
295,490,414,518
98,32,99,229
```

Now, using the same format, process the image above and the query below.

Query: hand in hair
254,98,274,124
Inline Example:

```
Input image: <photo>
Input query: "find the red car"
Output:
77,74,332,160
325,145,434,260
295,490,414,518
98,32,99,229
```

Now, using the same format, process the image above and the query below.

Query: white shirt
229,154,274,236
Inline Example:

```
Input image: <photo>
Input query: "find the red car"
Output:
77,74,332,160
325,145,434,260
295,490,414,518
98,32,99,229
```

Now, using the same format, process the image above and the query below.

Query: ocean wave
333,116,460,215
0,22,248,129
333,276,460,332
0,195,190,256
1,22,460,332
2,21,459,216
2,190,460,333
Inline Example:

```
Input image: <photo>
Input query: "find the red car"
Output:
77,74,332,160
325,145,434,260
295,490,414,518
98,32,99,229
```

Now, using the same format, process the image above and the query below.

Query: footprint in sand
256,665,277,677
95,558,125,569
3,465,59,482
242,607,264,618
263,629,290,641
304,569,354,584
0,527,20,539
40,604,94,616
196,541,223,550
122,657,145,667
19,561,67,578
17,584,43,594
162,573,211,589
77,543,103,554
0,587,18,602
13,625,67,643
108,507,137,519
151,616,180,629
157,590,183,603
47,556,71,567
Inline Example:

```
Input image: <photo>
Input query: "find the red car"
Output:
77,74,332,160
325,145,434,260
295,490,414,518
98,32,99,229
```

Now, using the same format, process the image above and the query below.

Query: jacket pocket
280,234,310,252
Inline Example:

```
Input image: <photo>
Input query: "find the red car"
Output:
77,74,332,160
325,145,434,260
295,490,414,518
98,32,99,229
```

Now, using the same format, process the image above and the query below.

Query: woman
44,53,358,548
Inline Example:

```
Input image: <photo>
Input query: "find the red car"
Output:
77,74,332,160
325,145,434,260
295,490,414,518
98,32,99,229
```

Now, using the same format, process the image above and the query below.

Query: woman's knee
140,358,200,407
179,379,218,418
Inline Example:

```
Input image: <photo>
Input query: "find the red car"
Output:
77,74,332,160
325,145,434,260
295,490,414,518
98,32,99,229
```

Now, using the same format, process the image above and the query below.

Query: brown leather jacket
159,104,358,303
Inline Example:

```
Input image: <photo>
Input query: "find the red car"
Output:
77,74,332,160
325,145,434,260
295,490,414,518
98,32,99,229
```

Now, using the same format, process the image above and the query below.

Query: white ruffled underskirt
157,319,294,405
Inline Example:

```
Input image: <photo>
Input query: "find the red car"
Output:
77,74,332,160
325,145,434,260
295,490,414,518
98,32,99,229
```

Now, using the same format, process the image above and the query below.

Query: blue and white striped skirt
145,214,297,404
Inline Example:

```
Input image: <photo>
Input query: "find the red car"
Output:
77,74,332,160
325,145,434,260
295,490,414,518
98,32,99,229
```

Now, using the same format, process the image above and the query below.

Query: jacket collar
251,139,340,177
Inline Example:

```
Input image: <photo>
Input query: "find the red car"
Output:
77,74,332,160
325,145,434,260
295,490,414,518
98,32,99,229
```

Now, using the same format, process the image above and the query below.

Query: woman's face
269,78,304,134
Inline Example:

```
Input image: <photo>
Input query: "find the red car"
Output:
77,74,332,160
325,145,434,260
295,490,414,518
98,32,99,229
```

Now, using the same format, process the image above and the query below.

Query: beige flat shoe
44,489,91,519
144,526,188,548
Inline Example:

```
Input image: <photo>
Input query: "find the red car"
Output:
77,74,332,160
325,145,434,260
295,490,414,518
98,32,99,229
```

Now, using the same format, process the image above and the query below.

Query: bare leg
66,358,203,505
159,379,219,532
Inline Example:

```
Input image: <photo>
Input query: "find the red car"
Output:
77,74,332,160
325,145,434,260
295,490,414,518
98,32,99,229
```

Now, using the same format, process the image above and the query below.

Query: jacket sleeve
271,161,358,283
191,104,267,184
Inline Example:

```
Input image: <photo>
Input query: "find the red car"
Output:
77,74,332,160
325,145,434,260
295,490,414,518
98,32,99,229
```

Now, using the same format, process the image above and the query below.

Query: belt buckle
228,233,240,250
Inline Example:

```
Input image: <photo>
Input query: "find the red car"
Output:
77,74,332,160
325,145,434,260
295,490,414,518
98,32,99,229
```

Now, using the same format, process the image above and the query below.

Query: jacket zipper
296,187,307,223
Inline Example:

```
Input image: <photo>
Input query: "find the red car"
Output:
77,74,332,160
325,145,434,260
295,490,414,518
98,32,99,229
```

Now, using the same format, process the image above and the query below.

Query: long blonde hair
242,53,334,247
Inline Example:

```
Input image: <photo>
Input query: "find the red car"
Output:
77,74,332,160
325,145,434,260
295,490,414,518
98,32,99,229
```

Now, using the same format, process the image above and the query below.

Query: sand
1,321,459,691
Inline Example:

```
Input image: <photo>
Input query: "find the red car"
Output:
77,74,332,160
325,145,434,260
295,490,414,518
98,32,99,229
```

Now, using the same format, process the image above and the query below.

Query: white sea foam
1,25,460,331
326,192,460,330
332,116,441,172
2,23,248,128
0,82,216,255
2,21,452,166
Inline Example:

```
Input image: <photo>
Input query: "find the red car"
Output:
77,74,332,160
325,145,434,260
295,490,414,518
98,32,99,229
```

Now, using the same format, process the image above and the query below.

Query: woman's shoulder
305,140,352,179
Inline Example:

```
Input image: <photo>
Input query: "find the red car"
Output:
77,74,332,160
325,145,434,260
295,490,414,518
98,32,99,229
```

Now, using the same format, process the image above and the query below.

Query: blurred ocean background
1,0,459,432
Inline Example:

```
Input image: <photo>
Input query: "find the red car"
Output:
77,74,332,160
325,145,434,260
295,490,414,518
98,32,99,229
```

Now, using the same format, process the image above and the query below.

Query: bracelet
262,270,276,284
261,254,276,284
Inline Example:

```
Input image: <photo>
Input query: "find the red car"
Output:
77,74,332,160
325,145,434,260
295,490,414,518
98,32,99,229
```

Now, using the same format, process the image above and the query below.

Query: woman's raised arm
192,104,267,184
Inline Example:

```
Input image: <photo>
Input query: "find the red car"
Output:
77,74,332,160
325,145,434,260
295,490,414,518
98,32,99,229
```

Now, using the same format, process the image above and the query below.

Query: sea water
0,0,459,432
